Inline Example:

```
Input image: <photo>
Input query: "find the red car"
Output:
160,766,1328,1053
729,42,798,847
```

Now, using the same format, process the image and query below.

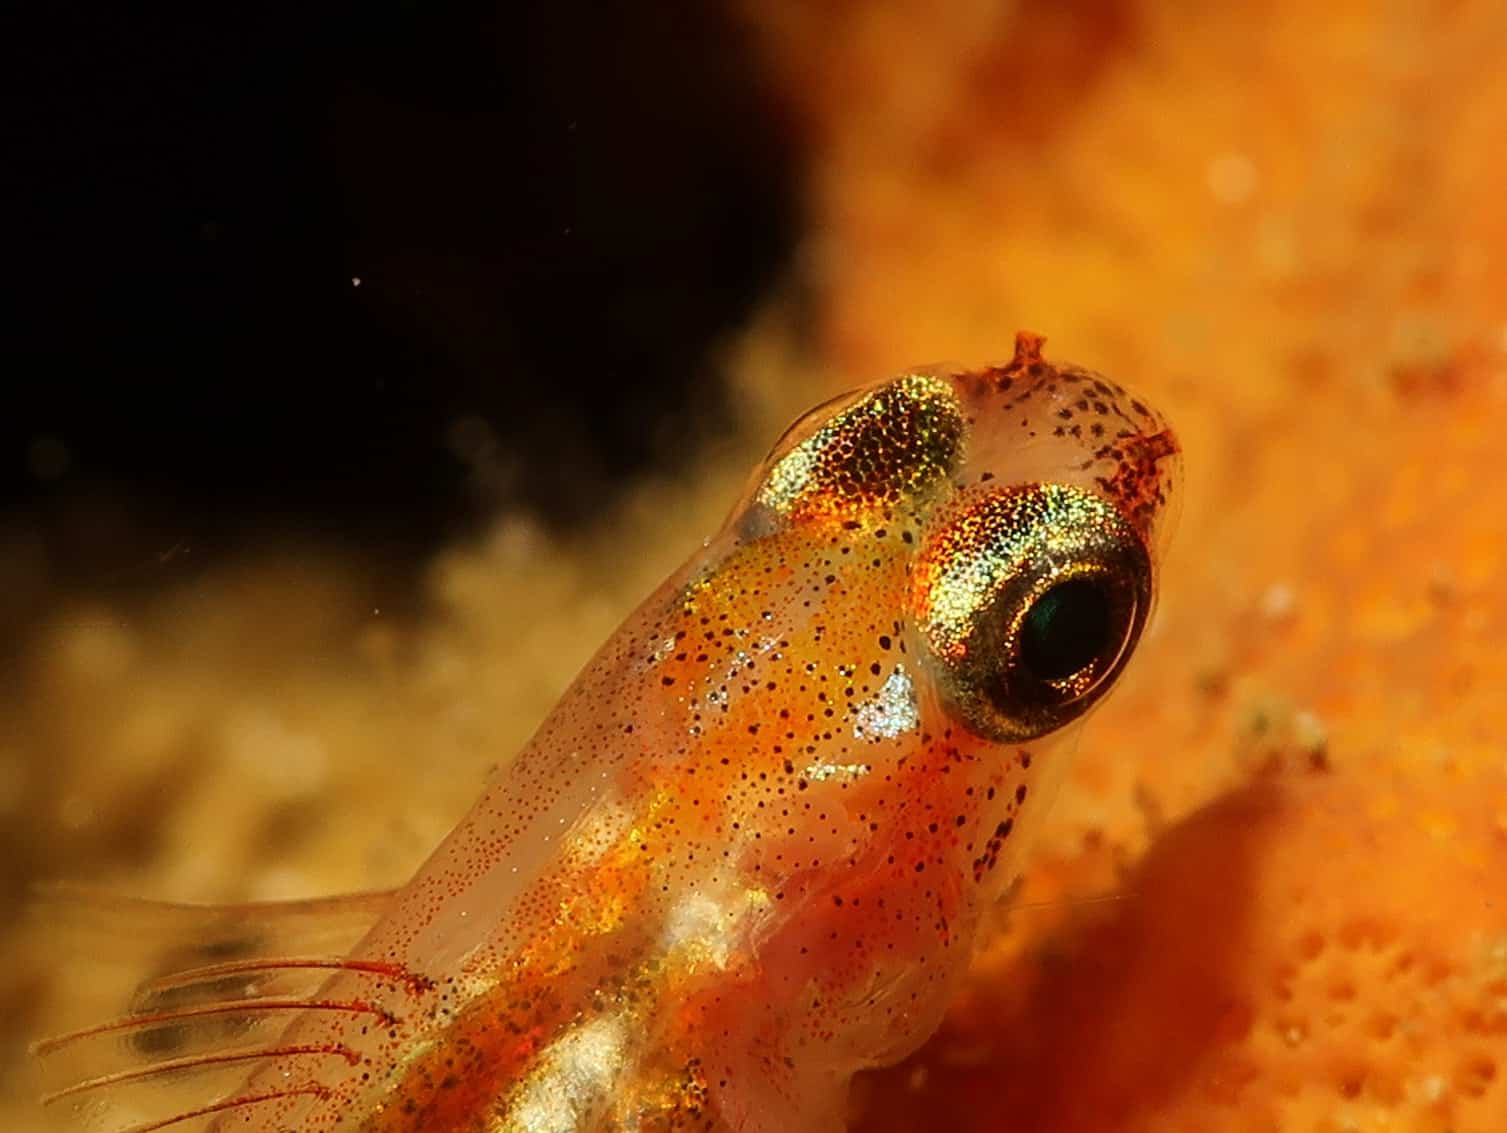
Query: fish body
37,334,1178,1133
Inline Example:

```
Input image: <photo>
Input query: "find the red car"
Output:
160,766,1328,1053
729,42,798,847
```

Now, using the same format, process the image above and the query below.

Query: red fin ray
28,887,404,1132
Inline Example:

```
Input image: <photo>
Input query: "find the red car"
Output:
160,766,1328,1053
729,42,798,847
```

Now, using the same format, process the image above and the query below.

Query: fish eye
911,483,1152,742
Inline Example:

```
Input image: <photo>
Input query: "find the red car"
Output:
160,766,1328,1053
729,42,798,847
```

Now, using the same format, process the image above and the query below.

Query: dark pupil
1020,578,1112,682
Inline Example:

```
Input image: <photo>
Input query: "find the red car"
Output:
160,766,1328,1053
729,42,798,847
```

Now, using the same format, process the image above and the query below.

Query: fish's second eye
911,483,1152,742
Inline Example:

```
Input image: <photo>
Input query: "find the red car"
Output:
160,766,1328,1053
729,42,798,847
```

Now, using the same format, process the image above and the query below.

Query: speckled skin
45,338,1177,1133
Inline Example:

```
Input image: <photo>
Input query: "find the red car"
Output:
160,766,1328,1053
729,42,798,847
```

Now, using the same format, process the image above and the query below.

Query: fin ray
40,1044,359,1105
112,1086,331,1133
28,886,399,1132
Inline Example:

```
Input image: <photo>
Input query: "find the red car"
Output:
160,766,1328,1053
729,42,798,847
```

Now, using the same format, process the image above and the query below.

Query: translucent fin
27,886,403,1132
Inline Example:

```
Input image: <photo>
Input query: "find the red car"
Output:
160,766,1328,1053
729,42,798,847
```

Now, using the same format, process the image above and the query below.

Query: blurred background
6,1,1507,1130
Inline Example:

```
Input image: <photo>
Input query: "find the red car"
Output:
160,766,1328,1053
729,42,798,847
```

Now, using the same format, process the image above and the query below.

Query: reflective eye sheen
912,483,1153,742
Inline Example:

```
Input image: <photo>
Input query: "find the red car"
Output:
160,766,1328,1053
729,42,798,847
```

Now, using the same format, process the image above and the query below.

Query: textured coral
855,776,1507,1131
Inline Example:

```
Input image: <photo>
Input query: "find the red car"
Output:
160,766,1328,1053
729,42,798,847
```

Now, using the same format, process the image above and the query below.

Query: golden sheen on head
742,372,966,531
735,332,1178,747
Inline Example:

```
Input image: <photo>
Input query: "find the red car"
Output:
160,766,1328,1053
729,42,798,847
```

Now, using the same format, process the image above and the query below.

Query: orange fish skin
118,335,1176,1133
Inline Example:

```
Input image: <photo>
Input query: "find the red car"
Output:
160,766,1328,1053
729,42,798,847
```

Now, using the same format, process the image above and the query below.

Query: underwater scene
5,2,1507,1130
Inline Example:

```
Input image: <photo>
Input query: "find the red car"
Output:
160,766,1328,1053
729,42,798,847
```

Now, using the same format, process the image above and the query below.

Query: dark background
5,1,801,591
